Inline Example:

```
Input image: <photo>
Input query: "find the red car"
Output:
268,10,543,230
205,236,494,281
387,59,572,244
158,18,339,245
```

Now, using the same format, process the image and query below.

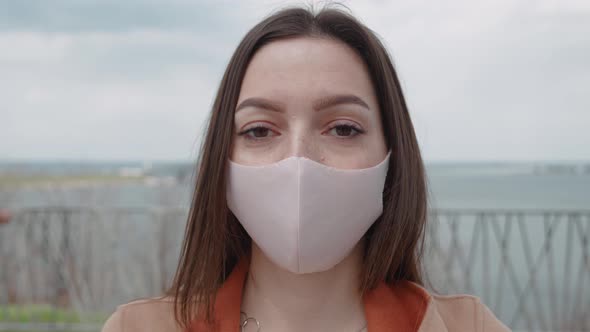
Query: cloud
348,0,590,161
0,28,225,160
1,0,589,161
0,0,247,33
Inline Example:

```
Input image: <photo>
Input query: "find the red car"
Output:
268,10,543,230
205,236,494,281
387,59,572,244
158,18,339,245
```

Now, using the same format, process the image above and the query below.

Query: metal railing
0,207,589,331
424,209,590,331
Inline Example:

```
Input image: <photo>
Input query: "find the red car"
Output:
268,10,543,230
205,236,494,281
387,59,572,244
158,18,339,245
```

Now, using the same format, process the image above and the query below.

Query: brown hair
166,2,429,328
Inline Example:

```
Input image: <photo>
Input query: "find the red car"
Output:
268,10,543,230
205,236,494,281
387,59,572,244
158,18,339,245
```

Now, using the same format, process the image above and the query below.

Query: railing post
56,209,71,308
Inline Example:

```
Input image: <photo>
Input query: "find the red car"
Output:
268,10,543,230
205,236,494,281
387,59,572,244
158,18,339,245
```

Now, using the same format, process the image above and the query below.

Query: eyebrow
235,94,370,113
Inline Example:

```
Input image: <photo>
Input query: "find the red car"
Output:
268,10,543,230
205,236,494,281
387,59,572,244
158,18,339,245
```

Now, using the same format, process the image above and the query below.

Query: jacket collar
187,256,431,332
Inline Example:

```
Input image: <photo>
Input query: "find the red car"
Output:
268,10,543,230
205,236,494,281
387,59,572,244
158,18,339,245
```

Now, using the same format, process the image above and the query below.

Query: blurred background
1,0,589,331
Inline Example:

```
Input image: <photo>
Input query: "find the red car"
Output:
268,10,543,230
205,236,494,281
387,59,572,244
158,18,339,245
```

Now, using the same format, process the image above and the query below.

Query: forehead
238,37,377,106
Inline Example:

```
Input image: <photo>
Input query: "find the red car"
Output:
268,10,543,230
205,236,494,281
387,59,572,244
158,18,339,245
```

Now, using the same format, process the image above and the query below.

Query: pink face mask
226,151,391,274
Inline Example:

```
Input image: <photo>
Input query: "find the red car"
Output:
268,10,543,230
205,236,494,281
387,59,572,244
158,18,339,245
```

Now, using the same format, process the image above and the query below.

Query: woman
102,4,509,332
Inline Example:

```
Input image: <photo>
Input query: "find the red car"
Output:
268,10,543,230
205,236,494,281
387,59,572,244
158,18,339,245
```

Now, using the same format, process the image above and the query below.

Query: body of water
0,160,589,329
1,160,588,210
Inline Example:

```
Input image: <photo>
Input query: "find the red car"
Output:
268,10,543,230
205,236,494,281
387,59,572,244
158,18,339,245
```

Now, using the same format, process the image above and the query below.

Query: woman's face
231,37,387,169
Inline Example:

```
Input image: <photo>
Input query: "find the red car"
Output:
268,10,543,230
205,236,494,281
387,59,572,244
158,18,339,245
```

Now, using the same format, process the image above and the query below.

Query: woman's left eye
326,123,365,138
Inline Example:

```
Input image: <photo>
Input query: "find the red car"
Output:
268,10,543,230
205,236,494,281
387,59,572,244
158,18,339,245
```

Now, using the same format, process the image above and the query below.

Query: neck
240,241,367,332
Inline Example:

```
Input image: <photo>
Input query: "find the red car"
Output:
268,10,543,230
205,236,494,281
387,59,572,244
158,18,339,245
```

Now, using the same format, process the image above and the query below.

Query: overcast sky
1,0,588,162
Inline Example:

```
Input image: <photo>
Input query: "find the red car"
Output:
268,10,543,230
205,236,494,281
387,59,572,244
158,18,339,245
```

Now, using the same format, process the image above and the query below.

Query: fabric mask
226,151,391,274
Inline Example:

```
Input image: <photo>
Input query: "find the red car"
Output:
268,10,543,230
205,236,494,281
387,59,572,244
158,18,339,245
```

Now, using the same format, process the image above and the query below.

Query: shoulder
101,296,181,332
422,291,511,332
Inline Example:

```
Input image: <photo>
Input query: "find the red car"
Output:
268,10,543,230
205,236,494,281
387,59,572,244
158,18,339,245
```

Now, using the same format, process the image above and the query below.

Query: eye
325,122,365,138
237,124,279,141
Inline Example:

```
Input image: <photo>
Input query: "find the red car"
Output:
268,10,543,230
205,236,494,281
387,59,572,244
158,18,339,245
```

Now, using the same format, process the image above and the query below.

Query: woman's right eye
237,125,278,141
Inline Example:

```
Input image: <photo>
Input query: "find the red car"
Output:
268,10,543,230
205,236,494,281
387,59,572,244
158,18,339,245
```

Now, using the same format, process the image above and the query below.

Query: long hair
166,3,429,328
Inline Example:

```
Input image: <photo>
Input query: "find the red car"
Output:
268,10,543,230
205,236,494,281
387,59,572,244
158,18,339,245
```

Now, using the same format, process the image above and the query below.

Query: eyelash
237,122,366,141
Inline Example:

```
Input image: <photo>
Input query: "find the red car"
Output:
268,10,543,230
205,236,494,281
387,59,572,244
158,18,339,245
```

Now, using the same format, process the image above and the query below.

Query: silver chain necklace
239,311,367,332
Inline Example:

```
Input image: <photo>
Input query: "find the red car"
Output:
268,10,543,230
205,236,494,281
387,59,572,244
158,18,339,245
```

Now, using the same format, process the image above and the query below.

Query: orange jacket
102,257,510,331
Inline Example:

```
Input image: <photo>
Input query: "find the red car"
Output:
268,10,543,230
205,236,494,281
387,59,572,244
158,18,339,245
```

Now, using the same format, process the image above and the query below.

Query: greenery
1,331,96,332
0,304,107,325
